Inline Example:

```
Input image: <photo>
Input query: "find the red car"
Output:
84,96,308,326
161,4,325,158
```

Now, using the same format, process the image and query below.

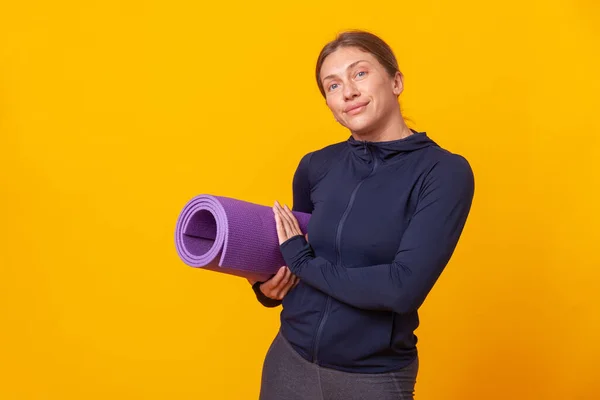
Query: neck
351,110,413,142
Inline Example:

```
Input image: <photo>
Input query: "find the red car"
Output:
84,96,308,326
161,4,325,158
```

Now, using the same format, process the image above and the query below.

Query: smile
344,102,369,115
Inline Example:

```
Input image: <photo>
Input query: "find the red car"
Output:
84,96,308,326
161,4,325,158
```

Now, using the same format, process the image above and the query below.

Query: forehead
320,47,380,77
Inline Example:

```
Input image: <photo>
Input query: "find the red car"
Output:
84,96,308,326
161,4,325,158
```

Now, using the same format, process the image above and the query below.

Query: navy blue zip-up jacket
261,131,474,373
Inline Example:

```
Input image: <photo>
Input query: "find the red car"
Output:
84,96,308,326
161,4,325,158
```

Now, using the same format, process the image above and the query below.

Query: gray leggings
259,332,418,400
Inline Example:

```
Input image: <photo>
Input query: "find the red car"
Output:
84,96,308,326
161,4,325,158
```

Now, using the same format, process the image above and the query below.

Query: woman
251,30,475,400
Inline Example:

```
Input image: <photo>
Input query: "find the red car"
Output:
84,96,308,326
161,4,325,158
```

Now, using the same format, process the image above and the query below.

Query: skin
252,45,414,300
320,46,413,142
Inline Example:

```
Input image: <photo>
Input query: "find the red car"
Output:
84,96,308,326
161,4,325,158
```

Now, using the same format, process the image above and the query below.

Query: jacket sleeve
253,152,314,307
280,155,475,314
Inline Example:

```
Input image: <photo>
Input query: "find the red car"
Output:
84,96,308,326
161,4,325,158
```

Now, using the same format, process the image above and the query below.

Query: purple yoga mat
174,195,311,281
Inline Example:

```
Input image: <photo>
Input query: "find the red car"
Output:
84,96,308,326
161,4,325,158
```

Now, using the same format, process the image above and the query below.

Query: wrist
280,235,313,274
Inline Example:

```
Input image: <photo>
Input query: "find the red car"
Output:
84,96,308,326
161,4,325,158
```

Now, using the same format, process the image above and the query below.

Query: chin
345,118,375,135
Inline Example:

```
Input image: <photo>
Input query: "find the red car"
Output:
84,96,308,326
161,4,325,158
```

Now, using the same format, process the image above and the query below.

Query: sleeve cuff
280,235,313,274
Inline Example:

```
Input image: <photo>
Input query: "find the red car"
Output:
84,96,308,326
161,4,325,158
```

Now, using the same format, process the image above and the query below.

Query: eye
328,83,339,91
356,71,367,78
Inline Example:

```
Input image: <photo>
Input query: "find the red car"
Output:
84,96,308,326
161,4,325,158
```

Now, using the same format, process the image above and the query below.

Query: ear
392,71,404,97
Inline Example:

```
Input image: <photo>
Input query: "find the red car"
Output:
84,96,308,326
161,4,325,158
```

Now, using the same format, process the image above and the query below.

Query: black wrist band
252,281,282,308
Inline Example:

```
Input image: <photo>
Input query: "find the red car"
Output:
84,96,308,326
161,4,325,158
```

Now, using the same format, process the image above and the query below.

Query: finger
278,204,298,237
281,274,296,295
275,202,292,238
273,207,287,244
279,267,292,288
277,268,294,298
265,266,286,289
284,204,303,235
287,276,299,293
290,274,299,288
283,216,294,239
274,202,290,237
274,200,284,213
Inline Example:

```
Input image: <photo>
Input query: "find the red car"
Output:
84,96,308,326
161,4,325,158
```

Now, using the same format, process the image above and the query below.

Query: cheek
325,97,334,111
326,98,342,118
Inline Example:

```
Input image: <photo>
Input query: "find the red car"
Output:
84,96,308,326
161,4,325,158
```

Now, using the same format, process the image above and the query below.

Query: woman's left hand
273,201,306,245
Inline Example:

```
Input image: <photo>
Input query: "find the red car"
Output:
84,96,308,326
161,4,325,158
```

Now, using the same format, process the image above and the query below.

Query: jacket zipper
312,146,379,364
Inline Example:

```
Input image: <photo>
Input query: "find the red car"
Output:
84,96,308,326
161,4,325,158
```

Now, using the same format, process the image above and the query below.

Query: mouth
344,101,369,115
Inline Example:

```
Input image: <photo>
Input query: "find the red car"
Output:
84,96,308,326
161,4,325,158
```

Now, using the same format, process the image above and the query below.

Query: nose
343,80,360,100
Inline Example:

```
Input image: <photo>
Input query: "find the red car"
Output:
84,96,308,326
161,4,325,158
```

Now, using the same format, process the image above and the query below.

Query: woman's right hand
248,266,299,300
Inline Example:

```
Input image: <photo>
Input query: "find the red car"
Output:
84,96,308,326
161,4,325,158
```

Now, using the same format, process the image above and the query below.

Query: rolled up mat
174,195,311,281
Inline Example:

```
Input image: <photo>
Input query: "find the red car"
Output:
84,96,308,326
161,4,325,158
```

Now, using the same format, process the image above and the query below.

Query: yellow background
1,0,599,399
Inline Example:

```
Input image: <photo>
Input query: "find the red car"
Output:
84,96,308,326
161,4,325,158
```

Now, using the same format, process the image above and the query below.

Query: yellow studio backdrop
1,0,598,399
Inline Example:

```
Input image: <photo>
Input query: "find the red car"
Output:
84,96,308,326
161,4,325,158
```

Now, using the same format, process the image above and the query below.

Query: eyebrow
321,60,369,83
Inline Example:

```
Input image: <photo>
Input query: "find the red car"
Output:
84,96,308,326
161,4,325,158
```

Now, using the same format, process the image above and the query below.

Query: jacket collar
347,130,438,163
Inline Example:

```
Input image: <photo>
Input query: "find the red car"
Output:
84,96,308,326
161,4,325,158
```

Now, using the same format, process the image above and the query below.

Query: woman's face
320,46,403,136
